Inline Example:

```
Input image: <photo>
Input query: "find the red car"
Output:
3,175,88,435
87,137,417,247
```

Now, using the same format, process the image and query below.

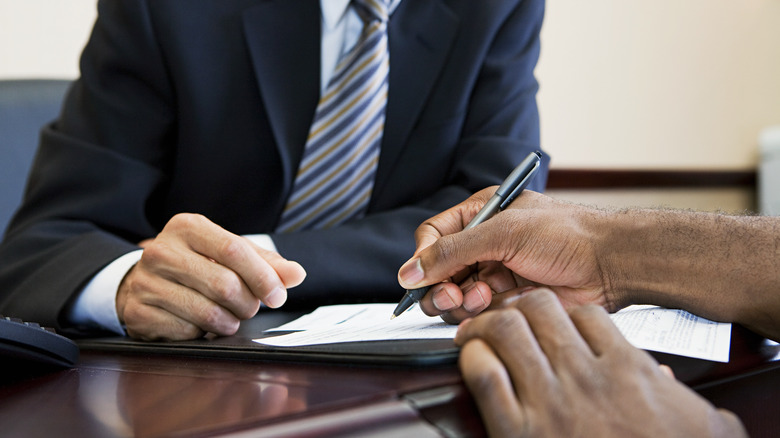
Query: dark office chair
0,79,71,237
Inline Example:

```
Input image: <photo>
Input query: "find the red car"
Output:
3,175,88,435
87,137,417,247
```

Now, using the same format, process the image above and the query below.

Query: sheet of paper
610,305,731,363
255,303,732,363
266,304,399,332
255,303,457,347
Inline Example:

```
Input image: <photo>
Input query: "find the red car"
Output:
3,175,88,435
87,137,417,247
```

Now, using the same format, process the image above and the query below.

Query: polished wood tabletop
0,323,778,437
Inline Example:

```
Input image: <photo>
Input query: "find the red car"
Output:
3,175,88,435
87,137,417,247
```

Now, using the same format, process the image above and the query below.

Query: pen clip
499,159,540,210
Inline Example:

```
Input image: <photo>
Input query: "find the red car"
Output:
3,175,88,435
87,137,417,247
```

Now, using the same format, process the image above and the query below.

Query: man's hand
398,188,609,324
455,288,747,438
117,213,306,341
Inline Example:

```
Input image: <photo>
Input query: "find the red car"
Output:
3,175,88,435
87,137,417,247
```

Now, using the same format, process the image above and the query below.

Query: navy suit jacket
0,0,548,330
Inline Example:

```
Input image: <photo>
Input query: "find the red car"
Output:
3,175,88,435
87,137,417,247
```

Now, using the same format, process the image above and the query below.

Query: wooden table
0,323,777,437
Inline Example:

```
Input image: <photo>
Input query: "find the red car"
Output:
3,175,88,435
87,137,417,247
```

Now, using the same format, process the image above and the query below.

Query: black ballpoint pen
391,150,543,319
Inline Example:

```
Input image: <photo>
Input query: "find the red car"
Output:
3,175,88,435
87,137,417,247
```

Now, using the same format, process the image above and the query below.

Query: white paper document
255,304,457,347
609,305,731,363
254,303,732,362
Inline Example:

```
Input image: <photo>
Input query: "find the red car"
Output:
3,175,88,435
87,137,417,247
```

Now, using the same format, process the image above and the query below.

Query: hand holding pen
393,151,542,320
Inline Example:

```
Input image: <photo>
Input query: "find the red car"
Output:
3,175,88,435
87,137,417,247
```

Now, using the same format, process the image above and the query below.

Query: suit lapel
242,0,321,194
374,0,459,201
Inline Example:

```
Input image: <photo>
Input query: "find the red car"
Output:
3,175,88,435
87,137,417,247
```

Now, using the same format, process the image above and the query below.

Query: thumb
249,244,307,289
412,187,497,258
398,224,496,289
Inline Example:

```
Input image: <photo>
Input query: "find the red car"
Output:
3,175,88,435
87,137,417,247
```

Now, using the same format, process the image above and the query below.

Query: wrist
596,209,696,310
579,208,631,311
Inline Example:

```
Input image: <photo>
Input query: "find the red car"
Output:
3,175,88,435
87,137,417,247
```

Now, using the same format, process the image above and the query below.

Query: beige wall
2,0,777,211
0,0,96,79
537,0,780,170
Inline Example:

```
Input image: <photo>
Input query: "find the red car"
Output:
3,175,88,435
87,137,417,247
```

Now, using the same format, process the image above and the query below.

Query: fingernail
399,258,425,286
462,285,487,313
432,285,458,311
265,286,287,308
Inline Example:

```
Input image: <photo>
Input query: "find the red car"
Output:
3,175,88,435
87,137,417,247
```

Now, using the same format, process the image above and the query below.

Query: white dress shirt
69,0,401,334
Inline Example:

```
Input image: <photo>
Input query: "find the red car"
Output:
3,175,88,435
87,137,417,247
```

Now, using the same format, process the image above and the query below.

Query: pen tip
390,314,396,320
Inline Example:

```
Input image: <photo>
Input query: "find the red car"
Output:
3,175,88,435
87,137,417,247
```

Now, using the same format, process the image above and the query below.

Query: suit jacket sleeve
0,0,174,329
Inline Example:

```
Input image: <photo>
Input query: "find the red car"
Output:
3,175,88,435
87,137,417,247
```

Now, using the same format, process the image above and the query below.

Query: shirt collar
321,0,352,31
321,0,401,30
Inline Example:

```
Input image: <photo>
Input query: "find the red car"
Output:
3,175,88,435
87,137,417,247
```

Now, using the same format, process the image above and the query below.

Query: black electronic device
1,315,79,370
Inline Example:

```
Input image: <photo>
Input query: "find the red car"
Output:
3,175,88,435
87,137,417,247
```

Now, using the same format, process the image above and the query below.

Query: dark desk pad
76,310,779,371
77,310,460,367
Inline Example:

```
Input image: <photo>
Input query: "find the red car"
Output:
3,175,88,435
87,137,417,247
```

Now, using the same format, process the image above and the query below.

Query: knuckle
435,235,461,264
627,349,659,373
169,212,203,229
569,303,606,320
123,308,161,341
516,288,559,313
120,271,143,297
235,301,261,320
460,343,505,393
140,241,169,265
252,271,278,295
122,302,145,326
122,296,211,341
603,344,656,377
166,213,188,230
209,271,243,302
466,364,505,395
124,327,148,341
528,287,558,303
219,237,245,260
177,324,207,340
475,308,526,344
491,308,526,332
198,304,224,329
196,304,240,336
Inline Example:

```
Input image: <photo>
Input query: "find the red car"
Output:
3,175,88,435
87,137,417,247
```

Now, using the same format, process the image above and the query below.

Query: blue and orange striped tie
276,0,389,233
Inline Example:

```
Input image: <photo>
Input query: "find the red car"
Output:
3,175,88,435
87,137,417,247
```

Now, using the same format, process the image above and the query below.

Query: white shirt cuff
244,234,278,253
68,249,143,335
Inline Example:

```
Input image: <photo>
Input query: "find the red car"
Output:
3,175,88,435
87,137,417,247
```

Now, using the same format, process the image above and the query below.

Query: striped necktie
276,0,389,233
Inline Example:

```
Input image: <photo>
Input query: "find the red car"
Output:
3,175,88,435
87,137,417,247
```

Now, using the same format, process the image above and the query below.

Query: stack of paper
254,303,732,363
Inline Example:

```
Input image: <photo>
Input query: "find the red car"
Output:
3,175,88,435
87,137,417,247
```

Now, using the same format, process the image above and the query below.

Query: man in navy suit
0,0,548,340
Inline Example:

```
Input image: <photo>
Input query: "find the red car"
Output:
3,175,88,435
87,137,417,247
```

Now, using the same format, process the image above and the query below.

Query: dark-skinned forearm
594,209,780,341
